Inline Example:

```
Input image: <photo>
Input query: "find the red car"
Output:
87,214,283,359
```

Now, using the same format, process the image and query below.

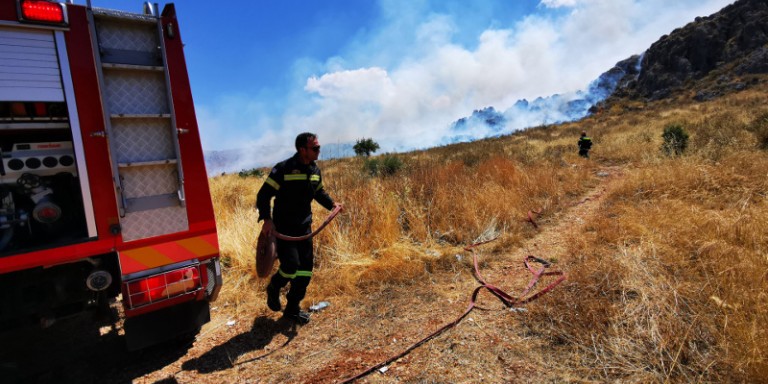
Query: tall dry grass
209,150,597,300
541,153,768,382
208,77,768,382
528,86,768,382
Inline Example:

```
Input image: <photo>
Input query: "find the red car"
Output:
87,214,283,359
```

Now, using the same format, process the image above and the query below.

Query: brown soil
0,166,623,384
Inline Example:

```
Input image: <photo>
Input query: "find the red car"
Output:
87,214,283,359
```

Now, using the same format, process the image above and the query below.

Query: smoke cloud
200,0,733,173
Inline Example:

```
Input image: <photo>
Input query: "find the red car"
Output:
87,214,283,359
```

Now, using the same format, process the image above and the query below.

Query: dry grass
204,76,768,383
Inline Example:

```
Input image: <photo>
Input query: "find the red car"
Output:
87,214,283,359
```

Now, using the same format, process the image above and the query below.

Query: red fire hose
340,237,566,383
255,205,343,278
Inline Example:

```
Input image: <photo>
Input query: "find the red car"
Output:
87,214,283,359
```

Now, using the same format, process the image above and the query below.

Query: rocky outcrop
446,0,768,143
620,0,768,100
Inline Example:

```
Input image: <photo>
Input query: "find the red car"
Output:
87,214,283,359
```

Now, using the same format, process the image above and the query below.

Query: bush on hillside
661,124,689,156
363,154,404,176
238,168,263,178
381,155,404,175
363,158,379,176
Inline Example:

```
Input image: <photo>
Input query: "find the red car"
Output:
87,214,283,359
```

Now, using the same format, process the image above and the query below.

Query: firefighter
256,132,343,324
578,131,593,158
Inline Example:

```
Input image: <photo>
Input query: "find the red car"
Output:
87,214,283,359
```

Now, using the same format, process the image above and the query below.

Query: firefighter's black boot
283,302,310,325
283,310,311,325
266,283,281,312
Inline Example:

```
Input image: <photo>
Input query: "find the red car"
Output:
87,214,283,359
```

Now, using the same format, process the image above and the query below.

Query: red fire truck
0,0,222,349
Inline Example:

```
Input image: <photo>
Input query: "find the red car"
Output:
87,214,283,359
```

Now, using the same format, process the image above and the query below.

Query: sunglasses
307,145,320,152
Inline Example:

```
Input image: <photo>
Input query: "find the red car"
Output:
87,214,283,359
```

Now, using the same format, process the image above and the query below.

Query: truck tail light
18,0,67,25
125,266,201,308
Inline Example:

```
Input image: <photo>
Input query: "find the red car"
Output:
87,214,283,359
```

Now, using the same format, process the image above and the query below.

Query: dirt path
513,165,623,263
1,166,625,384
483,165,624,303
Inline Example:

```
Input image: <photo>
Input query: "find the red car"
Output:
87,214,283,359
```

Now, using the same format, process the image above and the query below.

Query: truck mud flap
123,300,209,351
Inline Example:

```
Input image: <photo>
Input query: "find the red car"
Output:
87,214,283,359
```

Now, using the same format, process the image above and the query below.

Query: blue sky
91,0,734,169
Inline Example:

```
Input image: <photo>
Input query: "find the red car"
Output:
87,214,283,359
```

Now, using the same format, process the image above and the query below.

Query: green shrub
380,155,404,176
661,124,689,156
363,158,380,176
238,168,263,178
363,155,404,176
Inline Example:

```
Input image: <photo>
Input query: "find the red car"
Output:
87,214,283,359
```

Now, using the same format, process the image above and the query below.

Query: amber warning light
19,0,67,25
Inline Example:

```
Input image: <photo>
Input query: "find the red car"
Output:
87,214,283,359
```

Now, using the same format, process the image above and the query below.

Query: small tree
661,124,689,156
353,138,380,157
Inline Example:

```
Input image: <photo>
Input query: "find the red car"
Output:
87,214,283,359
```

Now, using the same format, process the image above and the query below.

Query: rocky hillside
614,0,768,101
448,0,768,140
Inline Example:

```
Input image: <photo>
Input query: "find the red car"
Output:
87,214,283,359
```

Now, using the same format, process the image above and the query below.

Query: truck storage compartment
0,23,91,256
0,107,89,256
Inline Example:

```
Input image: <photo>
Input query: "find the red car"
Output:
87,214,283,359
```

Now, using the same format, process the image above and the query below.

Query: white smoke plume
200,0,733,173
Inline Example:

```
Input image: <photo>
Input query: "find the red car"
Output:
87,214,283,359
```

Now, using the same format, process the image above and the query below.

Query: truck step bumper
123,299,209,351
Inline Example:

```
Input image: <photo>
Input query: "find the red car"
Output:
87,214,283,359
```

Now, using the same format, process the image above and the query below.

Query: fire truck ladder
87,5,188,242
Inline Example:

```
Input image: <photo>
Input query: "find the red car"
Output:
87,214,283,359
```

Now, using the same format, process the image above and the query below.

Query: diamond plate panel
104,71,168,114
96,20,158,52
120,164,178,198
112,118,175,163
121,206,189,242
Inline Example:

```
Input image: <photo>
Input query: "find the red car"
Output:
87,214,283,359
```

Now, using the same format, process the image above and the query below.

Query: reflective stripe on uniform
315,183,323,191
285,174,308,181
265,177,280,190
279,268,296,279
310,175,320,182
278,268,313,279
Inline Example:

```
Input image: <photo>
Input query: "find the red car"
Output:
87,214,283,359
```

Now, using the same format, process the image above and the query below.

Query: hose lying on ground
340,237,566,383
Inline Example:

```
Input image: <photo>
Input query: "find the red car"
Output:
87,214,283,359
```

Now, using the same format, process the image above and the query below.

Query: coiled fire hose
255,205,343,278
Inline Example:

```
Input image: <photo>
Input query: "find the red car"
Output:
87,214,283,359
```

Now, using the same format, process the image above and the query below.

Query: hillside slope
176,81,768,383
4,78,766,383
3,1,768,381
160,165,625,383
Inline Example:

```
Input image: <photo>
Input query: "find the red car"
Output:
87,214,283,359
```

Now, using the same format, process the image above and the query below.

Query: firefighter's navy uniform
578,134,593,158
256,153,335,317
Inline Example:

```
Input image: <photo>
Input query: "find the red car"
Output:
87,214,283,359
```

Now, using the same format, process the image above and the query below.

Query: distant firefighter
578,131,592,158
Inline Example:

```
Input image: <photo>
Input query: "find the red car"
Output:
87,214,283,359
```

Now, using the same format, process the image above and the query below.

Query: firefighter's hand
261,219,274,236
333,202,344,212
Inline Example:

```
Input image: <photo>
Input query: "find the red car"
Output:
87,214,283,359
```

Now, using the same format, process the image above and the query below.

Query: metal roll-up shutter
0,26,64,102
